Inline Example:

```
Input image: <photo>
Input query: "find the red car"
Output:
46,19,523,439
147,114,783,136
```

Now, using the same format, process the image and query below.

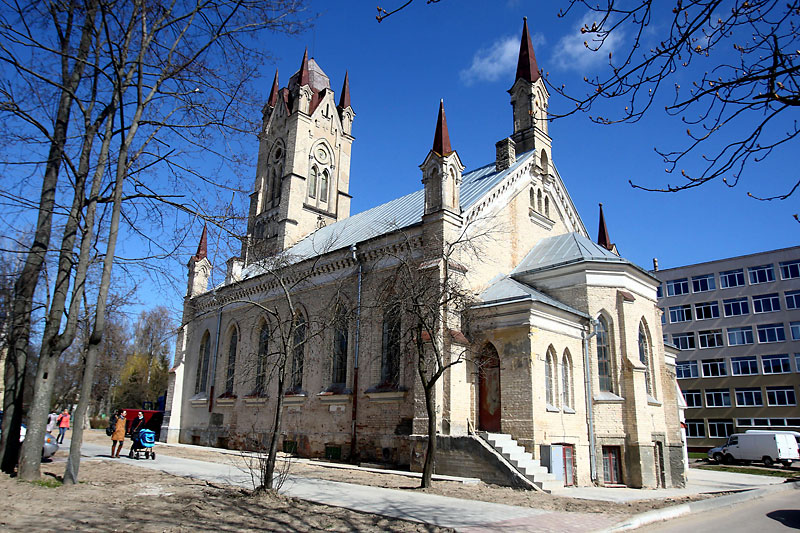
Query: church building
162,20,686,489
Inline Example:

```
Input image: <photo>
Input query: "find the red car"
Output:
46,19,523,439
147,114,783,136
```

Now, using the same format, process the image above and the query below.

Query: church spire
432,99,452,156
338,71,351,109
267,70,280,107
298,48,310,87
597,203,612,251
515,17,540,83
194,224,208,261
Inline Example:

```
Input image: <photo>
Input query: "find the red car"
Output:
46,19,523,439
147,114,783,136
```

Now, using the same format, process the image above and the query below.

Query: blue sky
11,0,794,320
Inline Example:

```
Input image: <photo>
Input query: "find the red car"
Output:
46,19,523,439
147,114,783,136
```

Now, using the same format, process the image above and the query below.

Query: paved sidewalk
64,438,619,532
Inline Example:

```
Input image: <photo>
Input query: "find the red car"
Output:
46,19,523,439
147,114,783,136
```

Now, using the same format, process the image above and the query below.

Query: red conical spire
194,224,208,261
432,99,452,156
298,48,310,87
515,17,541,83
267,70,279,107
597,203,612,251
338,71,351,109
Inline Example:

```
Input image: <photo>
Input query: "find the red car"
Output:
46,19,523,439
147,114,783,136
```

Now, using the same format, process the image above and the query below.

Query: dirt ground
74,429,709,516
0,458,450,532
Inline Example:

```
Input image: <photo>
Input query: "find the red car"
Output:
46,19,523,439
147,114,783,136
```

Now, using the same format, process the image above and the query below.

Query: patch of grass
32,478,62,488
697,464,793,478
688,452,707,459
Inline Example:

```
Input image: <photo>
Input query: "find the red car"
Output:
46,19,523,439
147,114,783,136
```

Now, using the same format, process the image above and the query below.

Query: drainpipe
209,302,223,413
582,319,599,481
350,244,363,460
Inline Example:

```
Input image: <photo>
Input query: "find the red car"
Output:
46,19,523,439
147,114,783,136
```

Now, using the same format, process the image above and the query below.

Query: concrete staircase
483,433,562,492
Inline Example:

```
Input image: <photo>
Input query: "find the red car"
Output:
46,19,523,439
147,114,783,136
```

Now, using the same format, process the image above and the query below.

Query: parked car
0,411,59,460
708,432,799,467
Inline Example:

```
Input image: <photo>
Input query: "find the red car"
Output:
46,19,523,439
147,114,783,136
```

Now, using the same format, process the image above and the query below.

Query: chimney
495,137,516,172
652,257,659,272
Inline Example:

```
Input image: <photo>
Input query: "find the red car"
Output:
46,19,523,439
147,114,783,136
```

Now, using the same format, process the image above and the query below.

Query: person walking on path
46,411,58,434
110,410,126,458
129,411,146,439
56,409,70,444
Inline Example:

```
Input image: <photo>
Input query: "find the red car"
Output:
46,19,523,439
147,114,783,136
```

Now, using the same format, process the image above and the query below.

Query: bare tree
3,0,311,481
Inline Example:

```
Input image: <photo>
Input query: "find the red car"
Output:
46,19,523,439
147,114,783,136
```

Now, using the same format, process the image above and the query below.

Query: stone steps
484,433,562,492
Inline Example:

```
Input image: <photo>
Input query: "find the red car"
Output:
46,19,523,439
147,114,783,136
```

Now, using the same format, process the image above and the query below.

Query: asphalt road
640,489,800,532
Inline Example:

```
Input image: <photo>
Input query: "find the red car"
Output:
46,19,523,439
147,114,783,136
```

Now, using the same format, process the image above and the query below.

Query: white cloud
552,13,624,72
459,33,545,85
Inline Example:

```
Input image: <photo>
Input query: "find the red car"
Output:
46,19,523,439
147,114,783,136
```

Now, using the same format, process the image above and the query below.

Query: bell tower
508,18,551,172
420,100,464,217
242,50,355,264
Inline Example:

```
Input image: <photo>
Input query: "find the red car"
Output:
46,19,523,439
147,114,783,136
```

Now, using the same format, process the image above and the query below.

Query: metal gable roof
240,150,536,280
511,232,629,276
478,276,587,318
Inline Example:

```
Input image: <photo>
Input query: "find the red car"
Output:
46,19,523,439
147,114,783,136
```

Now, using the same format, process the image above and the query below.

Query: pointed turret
597,203,619,255
421,100,463,215
432,99,452,156
298,48,310,87
194,224,208,260
515,17,540,83
267,70,280,108
338,71,351,110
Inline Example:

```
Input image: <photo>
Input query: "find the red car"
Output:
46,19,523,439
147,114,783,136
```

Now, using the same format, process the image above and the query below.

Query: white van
708,432,800,467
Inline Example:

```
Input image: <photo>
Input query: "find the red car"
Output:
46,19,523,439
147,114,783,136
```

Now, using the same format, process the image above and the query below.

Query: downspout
582,319,599,481
350,244,363,460
209,301,223,413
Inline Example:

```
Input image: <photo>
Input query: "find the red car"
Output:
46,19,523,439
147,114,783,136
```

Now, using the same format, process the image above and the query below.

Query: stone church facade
162,20,686,489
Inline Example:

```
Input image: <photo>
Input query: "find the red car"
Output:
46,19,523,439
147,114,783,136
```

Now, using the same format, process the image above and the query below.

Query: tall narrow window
320,169,329,203
638,321,653,396
545,347,557,406
529,188,535,209
332,307,348,386
537,189,543,212
562,350,573,409
291,315,306,390
596,317,613,392
195,331,211,395
381,304,401,387
225,328,238,395
544,196,550,218
254,323,269,396
308,166,318,199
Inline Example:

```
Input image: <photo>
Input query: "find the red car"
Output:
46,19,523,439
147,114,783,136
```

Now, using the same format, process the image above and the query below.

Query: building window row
737,417,800,429
660,259,800,298
670,321,794,350
688,417,800,439
683,386,797,409
664,291,799,323
677,354,800,379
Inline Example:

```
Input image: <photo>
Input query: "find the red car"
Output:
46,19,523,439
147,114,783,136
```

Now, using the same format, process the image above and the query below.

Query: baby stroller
128,429,156,460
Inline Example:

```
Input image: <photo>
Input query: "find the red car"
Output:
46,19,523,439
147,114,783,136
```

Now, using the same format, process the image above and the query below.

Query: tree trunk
0,0,98,474
421,384,437,488
264,370,286,491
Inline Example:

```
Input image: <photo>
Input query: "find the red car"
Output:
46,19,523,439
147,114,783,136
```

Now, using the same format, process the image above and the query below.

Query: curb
597,480,800,532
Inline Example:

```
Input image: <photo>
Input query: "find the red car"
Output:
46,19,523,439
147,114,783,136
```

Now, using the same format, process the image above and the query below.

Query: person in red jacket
55,408,70,444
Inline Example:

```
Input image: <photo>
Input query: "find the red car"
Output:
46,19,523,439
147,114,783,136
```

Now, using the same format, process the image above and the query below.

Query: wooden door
602,446,622,485
478,345,501,432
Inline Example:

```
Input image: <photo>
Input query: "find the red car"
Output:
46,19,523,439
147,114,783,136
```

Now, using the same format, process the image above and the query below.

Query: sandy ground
75,429,708,516
0,458,450,532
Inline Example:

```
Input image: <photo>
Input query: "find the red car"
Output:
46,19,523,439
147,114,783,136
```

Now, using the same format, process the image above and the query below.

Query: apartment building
656,247,800,450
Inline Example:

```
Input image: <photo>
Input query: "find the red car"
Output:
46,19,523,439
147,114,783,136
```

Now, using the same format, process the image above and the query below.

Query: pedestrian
46,410,58,434
129,411,146,439
110,410,126,458
55,408,70,444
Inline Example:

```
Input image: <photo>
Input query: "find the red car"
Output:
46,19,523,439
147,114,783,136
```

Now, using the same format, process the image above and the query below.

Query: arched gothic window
537,189,543,213
562,350,573,409
381,304,401,387
638,321,654,396
596,316,613,392
332,306,348,386
225,328,238,395
308,166,318,199
195,331,211,395
529,188,535,209
291,315,306,391
545,346,557,406
254,322,269,396
544,196,550,218
320,169,329,203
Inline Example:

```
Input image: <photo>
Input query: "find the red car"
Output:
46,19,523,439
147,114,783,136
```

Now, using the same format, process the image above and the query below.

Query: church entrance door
478,344,501,432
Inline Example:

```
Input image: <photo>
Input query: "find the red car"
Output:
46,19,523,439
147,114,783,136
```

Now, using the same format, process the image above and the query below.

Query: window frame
757,323,786,343
723,297,750,317
701,358,727,377
695,301,720,320
779,260,800,280
719,269,745,289
766,387,797,406
761,354,791,375
707,419,734,438
752,293,781,314
686,419,705,438
786,290,800,310
698,329,724,349
748,264,775,285
673,332,696,351
669,304,693,323
677,361,699,379
727,327,754,346
731,356,759,376
691,273,716,293
666,278,690,297
683,390,702,408
705,389,732,408
735,388,763,407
